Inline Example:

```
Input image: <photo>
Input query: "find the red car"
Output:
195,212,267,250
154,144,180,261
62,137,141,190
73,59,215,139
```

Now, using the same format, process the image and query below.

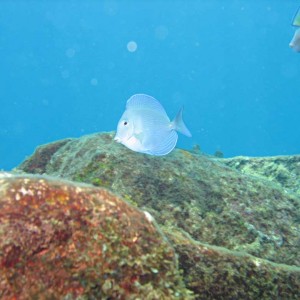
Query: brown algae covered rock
16,133,300,268
18,138,72,174
165,228,300,300
0,173,192,299
15,132,300,298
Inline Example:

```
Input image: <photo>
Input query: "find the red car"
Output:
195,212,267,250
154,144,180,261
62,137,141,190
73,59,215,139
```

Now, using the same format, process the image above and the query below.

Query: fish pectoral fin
134,131,144,143
125,134,148,153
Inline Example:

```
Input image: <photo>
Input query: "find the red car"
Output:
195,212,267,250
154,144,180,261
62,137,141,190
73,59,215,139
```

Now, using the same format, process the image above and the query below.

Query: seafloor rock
219,155,300,196
16,132,300,298
0,173,191,300
165,228,300,299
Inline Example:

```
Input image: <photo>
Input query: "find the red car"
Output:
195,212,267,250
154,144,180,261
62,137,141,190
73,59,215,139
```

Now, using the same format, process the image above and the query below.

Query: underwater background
0,0,299,170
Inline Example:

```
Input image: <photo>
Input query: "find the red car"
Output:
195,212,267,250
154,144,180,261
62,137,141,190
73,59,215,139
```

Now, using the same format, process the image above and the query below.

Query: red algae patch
0,173,192,299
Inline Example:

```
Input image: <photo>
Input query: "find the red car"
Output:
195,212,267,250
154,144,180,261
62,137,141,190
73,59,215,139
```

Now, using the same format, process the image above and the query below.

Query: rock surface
220,155,300,196
166,228,300,300
0,173,191,299
15,132,300,299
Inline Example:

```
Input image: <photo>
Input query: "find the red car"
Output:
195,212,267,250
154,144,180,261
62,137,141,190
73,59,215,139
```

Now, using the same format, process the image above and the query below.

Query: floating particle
127,41,137,52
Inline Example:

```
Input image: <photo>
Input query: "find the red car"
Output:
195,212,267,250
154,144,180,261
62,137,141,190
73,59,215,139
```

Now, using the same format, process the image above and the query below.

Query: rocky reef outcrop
220,155,300,196
0,173,191,299
7,132,300,299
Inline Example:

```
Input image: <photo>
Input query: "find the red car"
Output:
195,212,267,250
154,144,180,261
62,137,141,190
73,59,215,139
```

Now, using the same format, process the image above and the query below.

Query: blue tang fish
114,94,192,156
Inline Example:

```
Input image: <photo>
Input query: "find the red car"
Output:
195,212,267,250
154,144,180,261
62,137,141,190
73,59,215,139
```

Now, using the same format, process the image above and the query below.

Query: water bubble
127,41,137,52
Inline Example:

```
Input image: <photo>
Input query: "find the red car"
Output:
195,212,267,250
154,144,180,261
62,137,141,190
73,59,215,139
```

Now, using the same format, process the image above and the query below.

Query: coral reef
14,132,300,298
0,173,191,299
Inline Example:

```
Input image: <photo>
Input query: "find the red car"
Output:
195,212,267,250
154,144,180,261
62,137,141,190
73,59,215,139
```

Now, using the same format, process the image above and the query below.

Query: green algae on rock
0,173,192,300
15,132,300,298
16,133,300,266
218,155,300,196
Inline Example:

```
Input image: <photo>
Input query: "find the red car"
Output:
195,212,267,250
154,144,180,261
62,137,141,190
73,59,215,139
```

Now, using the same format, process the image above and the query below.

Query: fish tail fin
172,107,192,137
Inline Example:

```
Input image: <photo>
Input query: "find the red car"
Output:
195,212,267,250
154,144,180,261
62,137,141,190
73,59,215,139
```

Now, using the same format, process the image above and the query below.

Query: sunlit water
0,0,299,170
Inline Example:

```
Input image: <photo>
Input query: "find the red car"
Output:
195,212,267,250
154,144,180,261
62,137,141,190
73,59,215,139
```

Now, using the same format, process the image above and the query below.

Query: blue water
0,1,299,170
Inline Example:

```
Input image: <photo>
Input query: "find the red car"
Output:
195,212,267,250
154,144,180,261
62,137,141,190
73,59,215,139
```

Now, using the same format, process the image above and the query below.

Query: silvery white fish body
290,28,300,52
114,94,192,156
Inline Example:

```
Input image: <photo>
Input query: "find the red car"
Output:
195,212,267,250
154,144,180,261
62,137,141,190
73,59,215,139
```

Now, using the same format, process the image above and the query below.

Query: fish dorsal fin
126,94,167,115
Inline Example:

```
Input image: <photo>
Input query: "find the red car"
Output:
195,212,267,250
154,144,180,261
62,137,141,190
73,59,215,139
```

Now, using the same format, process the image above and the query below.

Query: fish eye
123,121,128,126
